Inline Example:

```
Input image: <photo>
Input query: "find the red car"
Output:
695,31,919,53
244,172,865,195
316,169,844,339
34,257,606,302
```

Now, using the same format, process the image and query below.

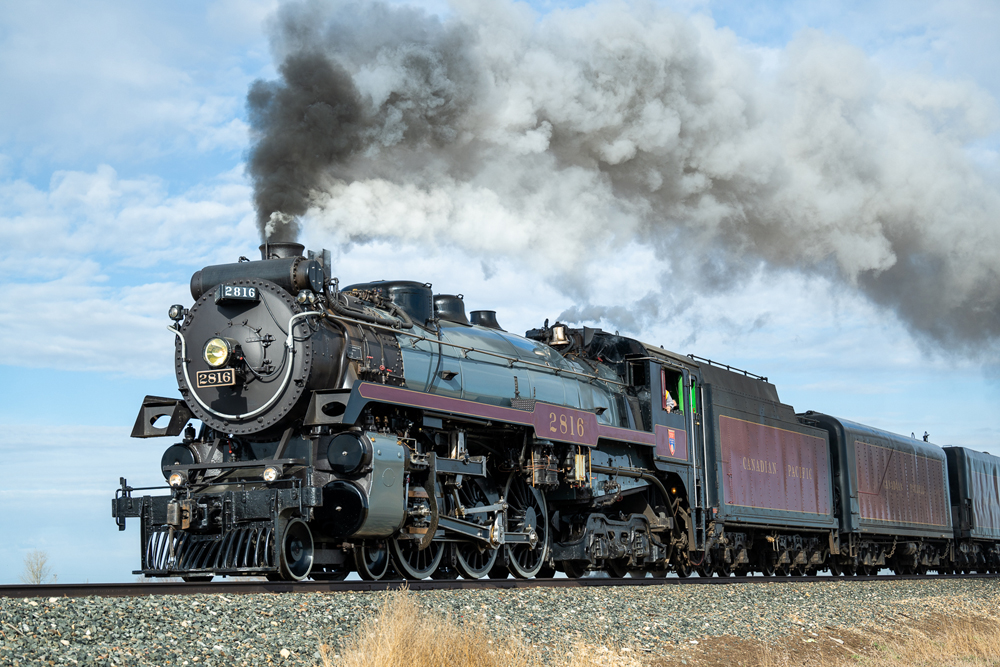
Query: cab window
661,367,684,414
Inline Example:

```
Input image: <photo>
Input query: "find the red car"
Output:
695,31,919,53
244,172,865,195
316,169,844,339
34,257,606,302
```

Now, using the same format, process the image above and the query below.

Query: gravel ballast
2,578,999,666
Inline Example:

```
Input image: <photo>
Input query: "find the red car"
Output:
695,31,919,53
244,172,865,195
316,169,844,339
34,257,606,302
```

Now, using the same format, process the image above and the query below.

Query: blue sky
1,0,998,583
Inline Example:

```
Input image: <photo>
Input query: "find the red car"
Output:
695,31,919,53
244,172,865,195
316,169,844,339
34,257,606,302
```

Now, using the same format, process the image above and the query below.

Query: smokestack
259,242,305,260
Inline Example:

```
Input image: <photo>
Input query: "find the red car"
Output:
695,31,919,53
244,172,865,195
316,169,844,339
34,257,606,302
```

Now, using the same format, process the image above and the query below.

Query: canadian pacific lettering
742,457,778,475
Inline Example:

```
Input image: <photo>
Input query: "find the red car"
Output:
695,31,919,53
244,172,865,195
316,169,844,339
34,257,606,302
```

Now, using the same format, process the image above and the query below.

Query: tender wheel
715,559,737,577
502,472,550,578
354,542,391,580
452,480,499,579
279,518,314,581
673,557,691,578
829,561,842,576
759,551,776,577
390,536,444,579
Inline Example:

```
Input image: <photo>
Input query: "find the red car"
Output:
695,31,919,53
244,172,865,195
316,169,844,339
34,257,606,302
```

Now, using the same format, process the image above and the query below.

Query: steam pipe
327,291,414,329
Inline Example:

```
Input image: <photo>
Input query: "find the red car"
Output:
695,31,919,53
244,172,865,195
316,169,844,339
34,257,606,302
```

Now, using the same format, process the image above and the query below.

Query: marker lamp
168,472,187,488
263,466,280,483
203,338,231,368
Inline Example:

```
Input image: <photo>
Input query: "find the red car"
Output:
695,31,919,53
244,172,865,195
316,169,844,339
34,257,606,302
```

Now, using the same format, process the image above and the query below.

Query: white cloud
0,165,256,375
0,1,268,169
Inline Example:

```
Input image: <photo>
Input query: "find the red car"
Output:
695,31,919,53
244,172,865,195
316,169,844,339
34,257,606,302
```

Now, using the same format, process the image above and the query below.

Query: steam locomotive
113,242,1000,581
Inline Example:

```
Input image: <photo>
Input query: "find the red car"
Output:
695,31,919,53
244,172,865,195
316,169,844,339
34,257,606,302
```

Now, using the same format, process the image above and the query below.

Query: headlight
168,472,187,488
203,338,231,368
263,466,280,483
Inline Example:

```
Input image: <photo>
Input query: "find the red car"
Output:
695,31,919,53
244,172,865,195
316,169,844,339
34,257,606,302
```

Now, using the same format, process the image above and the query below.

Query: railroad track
1,572,996,599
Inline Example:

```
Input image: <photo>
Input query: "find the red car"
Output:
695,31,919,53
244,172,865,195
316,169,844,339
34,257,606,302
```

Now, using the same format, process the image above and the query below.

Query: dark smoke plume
247,1,478,241
248,53,363,241
247,0,1000,355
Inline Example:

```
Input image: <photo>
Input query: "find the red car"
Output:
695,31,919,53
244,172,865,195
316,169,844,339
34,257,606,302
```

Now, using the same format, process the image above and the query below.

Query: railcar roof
943,445,1000,466
815,413,946,461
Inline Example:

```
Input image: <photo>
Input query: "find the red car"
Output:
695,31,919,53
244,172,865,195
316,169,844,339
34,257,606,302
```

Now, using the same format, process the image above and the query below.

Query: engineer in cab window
663,389,677,413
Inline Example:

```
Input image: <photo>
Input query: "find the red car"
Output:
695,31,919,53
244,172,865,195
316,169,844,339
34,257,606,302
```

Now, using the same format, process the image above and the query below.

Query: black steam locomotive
113,242,1000,580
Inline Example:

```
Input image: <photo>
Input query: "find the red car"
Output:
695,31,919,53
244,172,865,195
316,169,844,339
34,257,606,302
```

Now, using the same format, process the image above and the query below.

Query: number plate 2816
215,284,259,304
196,369,235,388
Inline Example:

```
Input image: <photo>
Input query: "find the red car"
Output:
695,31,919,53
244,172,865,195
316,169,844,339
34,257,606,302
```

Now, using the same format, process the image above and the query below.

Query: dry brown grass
319,588,532,667
318,591,1000,667
653,613,1000,667
319,588,645,667
852,614,1000,667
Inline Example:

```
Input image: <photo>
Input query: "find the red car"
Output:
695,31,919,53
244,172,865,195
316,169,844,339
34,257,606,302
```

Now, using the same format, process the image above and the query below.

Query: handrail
326,311,627,388
687,354,768,382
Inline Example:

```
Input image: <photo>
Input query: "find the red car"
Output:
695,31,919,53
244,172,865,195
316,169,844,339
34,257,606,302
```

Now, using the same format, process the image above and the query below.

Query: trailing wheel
354,541,391,580
278,518,314,581
562,560,589,578
606,558,629,578
502,472,550,578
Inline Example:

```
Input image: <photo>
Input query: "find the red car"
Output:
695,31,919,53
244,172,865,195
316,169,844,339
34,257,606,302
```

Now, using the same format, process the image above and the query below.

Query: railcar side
944,446,1000,572
695,364,837,576
803,412,952,574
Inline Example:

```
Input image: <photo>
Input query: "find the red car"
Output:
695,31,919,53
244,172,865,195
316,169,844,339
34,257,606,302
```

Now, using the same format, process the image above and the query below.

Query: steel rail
1,572,996,600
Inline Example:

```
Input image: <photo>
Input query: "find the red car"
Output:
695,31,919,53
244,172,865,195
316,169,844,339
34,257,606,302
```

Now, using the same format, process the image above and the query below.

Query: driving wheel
452,480,499,579
390,535,444,579
502,471,550,578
